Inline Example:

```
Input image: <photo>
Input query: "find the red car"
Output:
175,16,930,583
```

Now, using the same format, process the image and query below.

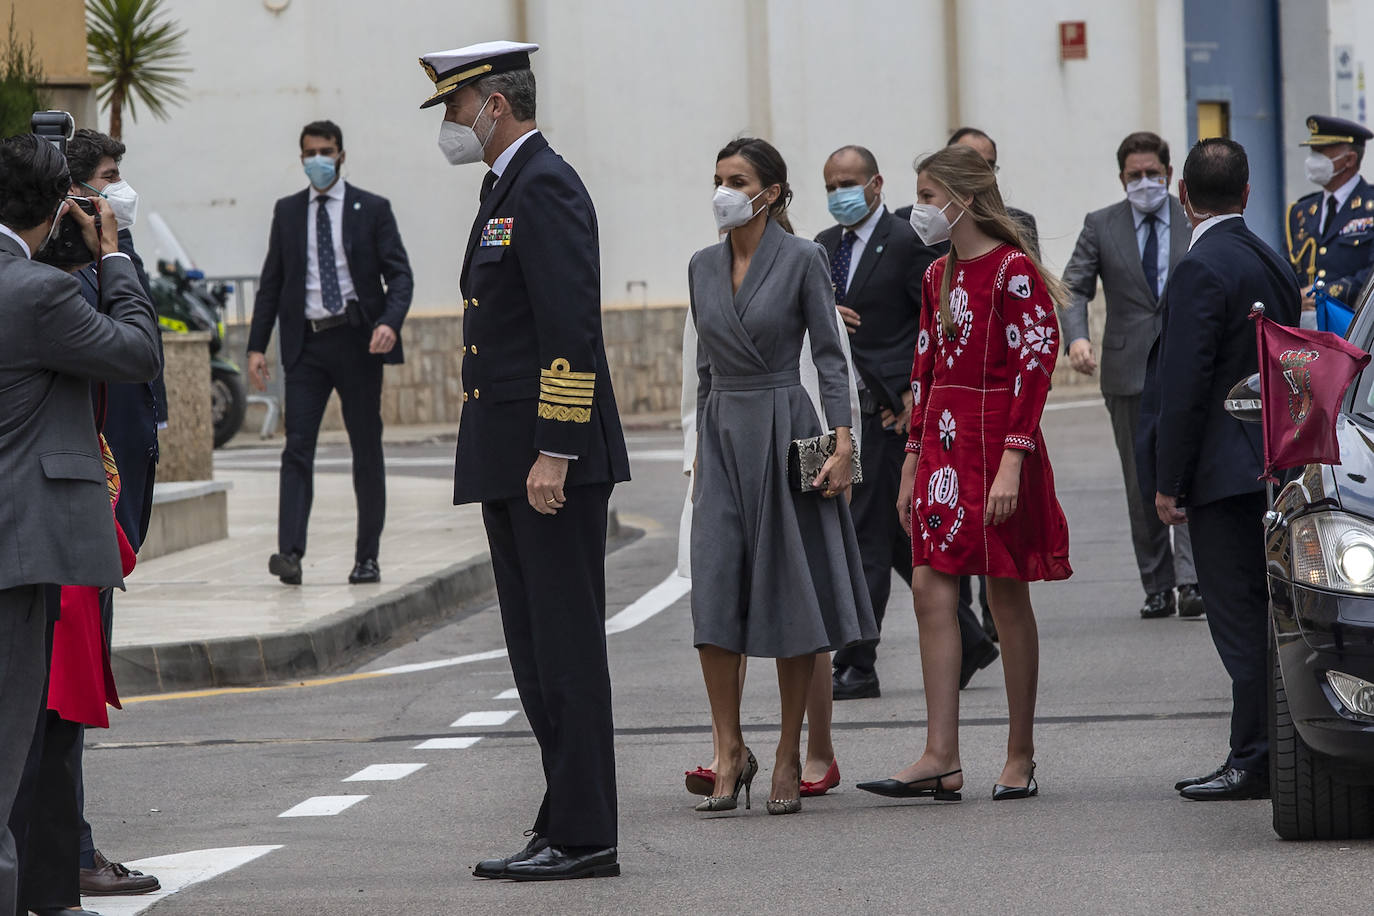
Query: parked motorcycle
144,214,246,448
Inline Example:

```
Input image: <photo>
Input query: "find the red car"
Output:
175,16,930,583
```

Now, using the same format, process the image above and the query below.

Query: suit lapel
461,133,550,289
1107,201,1152,300
710,239,768,370
291,188,310,271
845,209,891,302
733,217,784,319
340,183,358,269
1167,197,1190,268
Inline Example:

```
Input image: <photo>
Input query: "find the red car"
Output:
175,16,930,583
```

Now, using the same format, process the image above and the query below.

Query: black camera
31,110,100,270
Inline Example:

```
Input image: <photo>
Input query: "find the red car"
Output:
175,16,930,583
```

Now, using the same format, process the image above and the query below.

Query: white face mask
908,199,963,246
102,180,139,230
713,186,768,233
438,95,496,166
1125,176,1168,213
1305,151,1338,187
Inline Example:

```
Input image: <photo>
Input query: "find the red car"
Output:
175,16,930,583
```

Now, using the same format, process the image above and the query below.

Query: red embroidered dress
906,245,1072,582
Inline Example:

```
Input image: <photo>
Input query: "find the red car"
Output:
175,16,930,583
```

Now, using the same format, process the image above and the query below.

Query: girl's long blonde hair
916,145,1067,338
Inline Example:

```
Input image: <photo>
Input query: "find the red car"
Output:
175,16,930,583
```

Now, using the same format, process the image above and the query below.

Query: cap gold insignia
1355,197,1364,209
420,58,438,82
1309,203,1319,216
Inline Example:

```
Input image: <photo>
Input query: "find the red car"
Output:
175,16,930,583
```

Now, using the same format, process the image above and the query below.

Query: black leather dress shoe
1139,589,1176,619
348,558,381,584
1174,762,1228,792
832,665,880,700
982,607,998,642
1178,766,1269,801
959,641,1000,690
473,834,549,878
1177,583,1206,618
268,551,302,585
504,845,619,881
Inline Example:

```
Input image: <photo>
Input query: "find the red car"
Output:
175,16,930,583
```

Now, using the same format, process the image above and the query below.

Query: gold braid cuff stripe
538,402,591,423
541,392,594,407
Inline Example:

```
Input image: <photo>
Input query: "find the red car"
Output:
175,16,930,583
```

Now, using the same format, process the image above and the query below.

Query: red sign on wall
1060,21,1087,61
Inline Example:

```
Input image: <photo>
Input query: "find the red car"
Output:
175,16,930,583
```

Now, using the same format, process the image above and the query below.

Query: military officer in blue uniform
421,40,630,882
1286,115,1374,319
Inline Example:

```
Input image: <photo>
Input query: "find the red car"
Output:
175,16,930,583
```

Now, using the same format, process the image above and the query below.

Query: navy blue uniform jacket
453,132,630,505
1285,176,1374,304
248,183,413,369
1141,217,1300,507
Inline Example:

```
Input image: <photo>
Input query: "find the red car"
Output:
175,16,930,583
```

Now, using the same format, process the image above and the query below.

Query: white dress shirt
304,179,357,321
1188,212,1243,250
839,204,884,293
1132,200,1171,298
1322,172,1361,234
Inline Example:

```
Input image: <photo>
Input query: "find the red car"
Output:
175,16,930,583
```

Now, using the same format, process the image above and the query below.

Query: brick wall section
223,295,1106,432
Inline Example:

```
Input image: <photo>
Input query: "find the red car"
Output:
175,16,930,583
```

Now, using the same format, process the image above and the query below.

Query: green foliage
87,0,188,137
0,11,47,139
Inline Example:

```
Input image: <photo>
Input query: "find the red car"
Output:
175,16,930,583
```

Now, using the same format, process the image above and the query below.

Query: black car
1228,296,1374,840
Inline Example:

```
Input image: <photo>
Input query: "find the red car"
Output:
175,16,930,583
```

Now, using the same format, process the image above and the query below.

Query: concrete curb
112,509,633,695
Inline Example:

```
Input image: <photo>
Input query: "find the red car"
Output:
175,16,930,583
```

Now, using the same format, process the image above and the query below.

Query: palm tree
86,0,189,140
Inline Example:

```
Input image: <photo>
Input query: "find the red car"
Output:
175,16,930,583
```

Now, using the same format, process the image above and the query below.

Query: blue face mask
303,154,337,190
827,177,876,227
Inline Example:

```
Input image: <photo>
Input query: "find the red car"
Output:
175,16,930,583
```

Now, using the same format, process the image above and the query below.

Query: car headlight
1327,670,1374,717
1290,512,1374,593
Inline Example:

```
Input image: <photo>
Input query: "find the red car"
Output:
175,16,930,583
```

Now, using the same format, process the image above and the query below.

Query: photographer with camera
0,131,160,916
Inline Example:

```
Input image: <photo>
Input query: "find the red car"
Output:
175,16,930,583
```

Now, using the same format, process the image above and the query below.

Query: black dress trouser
834,410,993,673
481,483,617,848
1185,490,1270,773
279,324,385,563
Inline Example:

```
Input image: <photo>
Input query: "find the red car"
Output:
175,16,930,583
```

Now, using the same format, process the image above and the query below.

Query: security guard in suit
420,40,630,882
1286,115,1374,311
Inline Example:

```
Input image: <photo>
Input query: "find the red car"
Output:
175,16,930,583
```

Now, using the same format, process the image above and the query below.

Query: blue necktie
830,230,856,306
316,196,344,314
1141,214,1158,299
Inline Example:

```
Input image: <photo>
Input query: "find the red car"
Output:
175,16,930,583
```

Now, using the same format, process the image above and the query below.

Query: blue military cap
417,40,538,110
1301,114,1374,147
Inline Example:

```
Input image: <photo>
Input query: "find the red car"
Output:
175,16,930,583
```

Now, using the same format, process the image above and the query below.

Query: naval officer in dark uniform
420,40,630,881
1286,115,1374,320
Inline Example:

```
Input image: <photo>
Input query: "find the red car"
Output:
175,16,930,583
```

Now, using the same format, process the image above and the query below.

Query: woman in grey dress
690,138,876,815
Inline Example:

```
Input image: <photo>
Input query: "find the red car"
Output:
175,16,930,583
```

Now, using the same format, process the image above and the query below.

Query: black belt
307,313,350,333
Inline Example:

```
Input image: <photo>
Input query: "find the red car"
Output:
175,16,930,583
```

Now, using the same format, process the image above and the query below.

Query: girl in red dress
857,144,1071,802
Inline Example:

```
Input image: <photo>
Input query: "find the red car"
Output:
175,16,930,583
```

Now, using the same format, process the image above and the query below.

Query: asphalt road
84,405,1374,915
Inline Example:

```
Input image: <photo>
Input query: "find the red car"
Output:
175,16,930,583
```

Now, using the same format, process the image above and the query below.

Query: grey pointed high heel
765,797,802,815
695,748,758,812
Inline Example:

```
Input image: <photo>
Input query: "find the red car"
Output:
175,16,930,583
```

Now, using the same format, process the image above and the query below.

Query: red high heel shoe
685,766,716,796
799,759,840,797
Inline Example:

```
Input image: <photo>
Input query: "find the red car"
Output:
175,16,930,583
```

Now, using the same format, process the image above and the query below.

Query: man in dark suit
1061,131,1201,621
65,128,164,897
248,120,414,586
0,133,161,916
1149,137,1301,800
421,41,630,880
815,145,998,703
1285,115,1374,321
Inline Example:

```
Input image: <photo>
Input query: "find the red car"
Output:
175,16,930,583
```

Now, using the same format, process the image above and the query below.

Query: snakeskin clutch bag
787,433,864,493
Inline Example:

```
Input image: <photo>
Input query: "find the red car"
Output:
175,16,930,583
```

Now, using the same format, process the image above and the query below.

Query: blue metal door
1184,0,1285,250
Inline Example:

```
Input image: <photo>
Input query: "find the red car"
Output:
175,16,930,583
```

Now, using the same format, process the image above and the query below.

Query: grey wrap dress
689,218,877,658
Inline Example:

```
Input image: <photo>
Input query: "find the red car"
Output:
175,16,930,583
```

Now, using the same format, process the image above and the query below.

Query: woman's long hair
717,137,795,233
916,145,1066,337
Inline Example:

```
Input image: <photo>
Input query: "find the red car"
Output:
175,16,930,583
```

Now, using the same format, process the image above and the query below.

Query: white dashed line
495,688,520,700
604,573,692,635
414,736,482,750
342,763,427,782
83,845,283,916
451,710,517,728
278,795,369,817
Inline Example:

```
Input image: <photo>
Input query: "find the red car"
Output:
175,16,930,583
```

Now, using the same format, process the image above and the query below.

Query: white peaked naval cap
418,41,539,109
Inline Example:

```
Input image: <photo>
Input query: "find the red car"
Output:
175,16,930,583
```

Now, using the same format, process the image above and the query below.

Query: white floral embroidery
1026,324,1056,356
928,466,959,509
911,379,921,406
938,410,956,449
1005,324,1022,349
917,328,930,355
1014,374,1023,397
1007,274,1032,299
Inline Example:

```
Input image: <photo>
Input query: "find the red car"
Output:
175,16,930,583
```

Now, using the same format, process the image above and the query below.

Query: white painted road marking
376,647,509,675
451,710,517,728
415,736,482,749
342,763,427,782
604,573,693,635
278,795,369,817
495,687,520,700
83,845,282,916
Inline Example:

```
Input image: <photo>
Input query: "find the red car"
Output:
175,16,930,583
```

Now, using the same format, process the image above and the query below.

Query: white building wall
116,0,1195,312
